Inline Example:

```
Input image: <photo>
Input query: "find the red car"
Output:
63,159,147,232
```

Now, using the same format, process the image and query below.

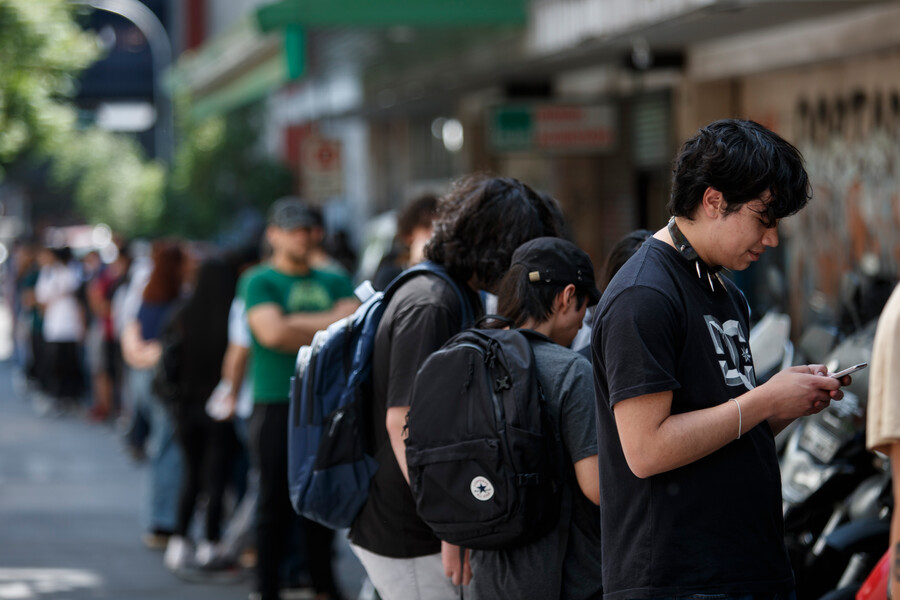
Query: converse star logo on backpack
470,476,494,501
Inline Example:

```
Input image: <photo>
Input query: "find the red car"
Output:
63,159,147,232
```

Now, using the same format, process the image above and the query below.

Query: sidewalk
0,302,367,600
0,358,258,599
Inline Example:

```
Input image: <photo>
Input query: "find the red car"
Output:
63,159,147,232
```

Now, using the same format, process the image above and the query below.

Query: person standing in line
865,282,900,600
372,193,439,290
34,246,85,410
592,119,849,600
243,197,358,600
161,256,242,574
572,229,654,357
113,239,154,461
467,236,603,600
12,240,44,390
85,241,131,423
120,240,187,549
348,175,571,600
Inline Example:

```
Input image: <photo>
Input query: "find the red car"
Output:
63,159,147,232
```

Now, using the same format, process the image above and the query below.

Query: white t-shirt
35,263,84,342
228,296,253,419
866,284,900,453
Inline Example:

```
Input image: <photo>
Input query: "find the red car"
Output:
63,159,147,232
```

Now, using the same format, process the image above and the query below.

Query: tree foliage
0,0,166,237
50,127,166,236
165,98,293,239
0,0,98,172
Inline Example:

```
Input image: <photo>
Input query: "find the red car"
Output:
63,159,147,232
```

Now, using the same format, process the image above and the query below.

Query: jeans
129,367,183,532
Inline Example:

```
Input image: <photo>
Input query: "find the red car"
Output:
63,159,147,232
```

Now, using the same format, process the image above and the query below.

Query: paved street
0,305,367,600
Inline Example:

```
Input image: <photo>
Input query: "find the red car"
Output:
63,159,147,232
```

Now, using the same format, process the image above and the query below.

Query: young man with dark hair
348,176,570,600
467,236,603,600
592,119,850,600
244,197,358,600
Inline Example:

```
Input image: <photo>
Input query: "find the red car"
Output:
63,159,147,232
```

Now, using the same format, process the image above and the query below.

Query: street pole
72,0,174,164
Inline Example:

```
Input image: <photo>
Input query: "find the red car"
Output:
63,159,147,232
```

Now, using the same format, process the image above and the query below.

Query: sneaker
164,535,193,571
194,539,215,567
174,561,246,585
141,530,172,551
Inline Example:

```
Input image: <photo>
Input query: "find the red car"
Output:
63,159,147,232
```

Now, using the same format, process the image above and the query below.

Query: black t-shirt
591,237,793,600
349,272,482,558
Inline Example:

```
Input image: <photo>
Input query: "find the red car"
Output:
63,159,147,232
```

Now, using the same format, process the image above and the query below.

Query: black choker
667,217,724,292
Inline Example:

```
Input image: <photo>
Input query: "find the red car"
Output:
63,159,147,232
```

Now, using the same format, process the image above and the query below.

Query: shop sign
489,103,617,153
301,135,343,203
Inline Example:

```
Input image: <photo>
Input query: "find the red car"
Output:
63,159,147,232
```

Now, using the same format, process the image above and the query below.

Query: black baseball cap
511,237,602,306
268,197,320,230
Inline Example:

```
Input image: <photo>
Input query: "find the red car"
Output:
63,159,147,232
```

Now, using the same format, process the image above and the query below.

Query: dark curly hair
668,119,811,226
425,175,571,292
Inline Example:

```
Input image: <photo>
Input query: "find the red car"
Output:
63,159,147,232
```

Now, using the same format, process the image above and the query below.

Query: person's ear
559,284,577,313
265,225,279,246
701,187,725,218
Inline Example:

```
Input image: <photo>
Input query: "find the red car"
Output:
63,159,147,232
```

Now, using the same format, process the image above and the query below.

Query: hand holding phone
829,362,868,379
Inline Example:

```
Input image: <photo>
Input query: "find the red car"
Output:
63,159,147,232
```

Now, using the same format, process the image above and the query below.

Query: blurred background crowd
2,1,900,599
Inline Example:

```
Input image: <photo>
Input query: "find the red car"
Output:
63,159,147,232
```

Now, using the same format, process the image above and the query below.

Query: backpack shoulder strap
511,328,551,404
382,261,476,328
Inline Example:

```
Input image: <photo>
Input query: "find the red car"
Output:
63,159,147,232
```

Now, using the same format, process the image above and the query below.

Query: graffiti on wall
782,88,900,328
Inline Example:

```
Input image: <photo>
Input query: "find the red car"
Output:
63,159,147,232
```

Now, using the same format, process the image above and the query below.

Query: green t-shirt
242,264,355,403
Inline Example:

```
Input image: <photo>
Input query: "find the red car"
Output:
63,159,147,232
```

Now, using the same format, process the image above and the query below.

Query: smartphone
830,362,868,379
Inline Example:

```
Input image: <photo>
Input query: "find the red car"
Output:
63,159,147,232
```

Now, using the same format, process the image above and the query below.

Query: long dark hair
426,175,571,292
170,256,236,397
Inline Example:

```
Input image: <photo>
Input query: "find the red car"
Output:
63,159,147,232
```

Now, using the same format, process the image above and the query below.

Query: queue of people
6,117,885,600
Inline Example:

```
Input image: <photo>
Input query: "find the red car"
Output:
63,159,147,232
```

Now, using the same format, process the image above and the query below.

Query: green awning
256,0,527,31
166,17,289,120
169,1,528,119
189,54,287,120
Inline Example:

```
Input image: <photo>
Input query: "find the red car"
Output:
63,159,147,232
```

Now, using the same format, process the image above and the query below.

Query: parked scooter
780,318,880,600
809,459,891,600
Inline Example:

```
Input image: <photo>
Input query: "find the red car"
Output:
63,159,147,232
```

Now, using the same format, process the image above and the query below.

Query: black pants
250,403,337,600
175,405,240,541
43,341,84,400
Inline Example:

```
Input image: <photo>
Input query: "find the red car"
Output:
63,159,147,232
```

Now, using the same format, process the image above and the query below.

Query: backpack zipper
305,348,319,425
455,342,505,428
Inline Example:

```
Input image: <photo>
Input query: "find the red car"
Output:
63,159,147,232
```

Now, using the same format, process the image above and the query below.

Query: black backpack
405,328,563,550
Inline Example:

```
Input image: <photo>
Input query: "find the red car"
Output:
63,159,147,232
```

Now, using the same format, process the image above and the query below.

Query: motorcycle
854,546,891,600
805,459,891,600
779,318,880,600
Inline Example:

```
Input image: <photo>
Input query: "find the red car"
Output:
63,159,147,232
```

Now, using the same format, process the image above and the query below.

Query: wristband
729,398,742,440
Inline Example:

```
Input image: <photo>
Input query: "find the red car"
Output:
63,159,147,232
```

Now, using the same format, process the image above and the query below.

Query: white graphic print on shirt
704,315,756,391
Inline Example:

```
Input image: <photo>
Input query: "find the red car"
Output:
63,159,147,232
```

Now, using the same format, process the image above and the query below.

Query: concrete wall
740,50,900,329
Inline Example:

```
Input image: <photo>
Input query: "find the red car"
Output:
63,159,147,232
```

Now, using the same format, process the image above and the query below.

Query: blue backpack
287,261,474,529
